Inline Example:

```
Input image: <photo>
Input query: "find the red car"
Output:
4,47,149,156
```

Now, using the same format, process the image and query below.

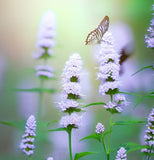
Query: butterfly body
85,16,109,45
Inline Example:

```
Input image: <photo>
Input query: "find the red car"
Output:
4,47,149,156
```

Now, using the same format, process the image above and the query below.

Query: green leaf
131,65,153,76
13,88,56,93
80,133,100,142
74,152,97,160
117,91,141,97
102,130,112,139
46,120,59,126
48,127,67,132
0,121,25,130
113,120,146,125
119,142,148,153
82,102,106,108
134,92,154,108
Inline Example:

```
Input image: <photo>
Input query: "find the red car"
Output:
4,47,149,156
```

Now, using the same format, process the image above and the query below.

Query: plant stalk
147,145,153,160
100,136,107,160
107,114,113,160
28,157,32,160
38,78,44,121
68,128,73,160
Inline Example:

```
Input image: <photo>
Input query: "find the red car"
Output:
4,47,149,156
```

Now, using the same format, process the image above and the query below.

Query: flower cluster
60,113,82,128
141,108,154,154
58,53,83,129
34,10,56,79
20,115,37,156
95,122,105,134
96,31,121,96
104,94,126,113
35,10,56,59
145,5,154,48
115,147,127,160
96,31,126,113
35,65,54,78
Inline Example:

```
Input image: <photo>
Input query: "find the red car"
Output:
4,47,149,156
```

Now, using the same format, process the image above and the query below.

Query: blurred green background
0,0,153,159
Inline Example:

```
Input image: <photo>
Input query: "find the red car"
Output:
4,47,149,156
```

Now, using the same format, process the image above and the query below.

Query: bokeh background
0,0,154,160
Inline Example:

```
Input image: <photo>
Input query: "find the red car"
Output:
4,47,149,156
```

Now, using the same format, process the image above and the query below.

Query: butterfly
85,16,109,45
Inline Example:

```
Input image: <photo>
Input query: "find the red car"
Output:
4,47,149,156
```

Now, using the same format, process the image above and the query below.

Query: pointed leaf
48,127,67,132
132,65,153,76
74,152,97,160
134,92,154,108
113,120,146,125
46,120,59,126
102,130,112,139
80,133,100,142
0,121,25,130
82,102,106,108
119,142,148,153
117,91,141,97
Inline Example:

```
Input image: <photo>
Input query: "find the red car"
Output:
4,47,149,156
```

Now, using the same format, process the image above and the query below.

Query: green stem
110,94,113,102
147,145,153,160
37,78,44,121
68,128,73,160
107,153,109,160
37,57,47,121
44,58,47,65
107,114,113,160
28,157,32,160
100,136,107,160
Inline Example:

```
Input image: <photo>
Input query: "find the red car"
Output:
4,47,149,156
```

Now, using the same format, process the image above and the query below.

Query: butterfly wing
85,16,109,45
85,28,101,45
98,16,109,36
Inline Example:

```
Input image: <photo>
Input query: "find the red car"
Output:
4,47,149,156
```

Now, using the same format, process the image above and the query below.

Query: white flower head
20,115,37,156
62,53,83,83
63,82,82,99
141,108,154,153
99,81,121,95
96,31,121,97
115,147,127,160
101,31,114,46
58,99,79,112
95,123,105,134
60,113,82,128
145,5,154,48
35,65,54,78
35,10,57,58
97,62,120,80
104,94,126,114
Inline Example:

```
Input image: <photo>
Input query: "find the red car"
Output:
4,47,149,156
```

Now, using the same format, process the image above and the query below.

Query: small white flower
33,48,53,59
60,113,82,128
104,94,126,113
35,65,54,78
20,115,37,156
145,5,154,48
98,62,120,80
63,82,82,98
141,108,154,153
99,81,121,95
95,123,105,134
115,147,127,160
35,10,56,58
58,99,79,112
96,31,121,97
62,53,83,82
104,101,116,109
101,31,114,45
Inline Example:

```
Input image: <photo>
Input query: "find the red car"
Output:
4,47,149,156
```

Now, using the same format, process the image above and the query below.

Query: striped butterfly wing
85,16,109,45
